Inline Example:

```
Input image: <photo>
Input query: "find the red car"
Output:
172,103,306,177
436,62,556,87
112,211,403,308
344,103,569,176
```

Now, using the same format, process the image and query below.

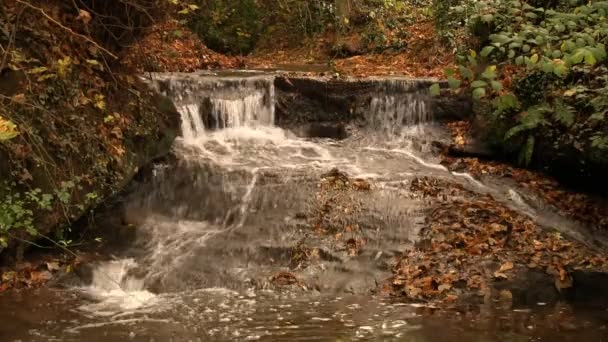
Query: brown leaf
76,9,92,25
438,283,452,293
29,270,52,284
12,93,26,104
46,262,61,272
493,272,508,279
498,261,514,273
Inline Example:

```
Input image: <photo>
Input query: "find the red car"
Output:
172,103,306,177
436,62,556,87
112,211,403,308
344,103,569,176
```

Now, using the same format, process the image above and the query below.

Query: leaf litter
388,175,608,305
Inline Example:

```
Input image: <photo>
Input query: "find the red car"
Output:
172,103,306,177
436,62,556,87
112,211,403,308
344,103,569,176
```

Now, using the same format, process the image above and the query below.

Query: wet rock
430,95,473,122
271,272,300,286
289,122,348,140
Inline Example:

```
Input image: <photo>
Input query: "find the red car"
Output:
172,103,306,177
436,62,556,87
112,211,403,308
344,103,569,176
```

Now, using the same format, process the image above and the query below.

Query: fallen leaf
29,270,52,284
498,262,514,273
494,272,508,279
1,271,16,282
438,283,452,292
46,262,61,272
12,93,26,103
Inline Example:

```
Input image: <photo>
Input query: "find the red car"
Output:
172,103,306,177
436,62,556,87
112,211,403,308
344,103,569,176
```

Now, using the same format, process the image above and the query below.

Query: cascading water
2,72,596,342
75,72,448,322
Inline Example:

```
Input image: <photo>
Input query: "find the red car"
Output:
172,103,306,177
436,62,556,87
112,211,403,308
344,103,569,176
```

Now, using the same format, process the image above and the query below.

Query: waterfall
209,91,273,129
368,93,431,135
149,73,276,142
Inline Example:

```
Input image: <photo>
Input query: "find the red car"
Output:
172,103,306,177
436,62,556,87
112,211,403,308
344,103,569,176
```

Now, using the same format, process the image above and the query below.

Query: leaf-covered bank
0,0,180,261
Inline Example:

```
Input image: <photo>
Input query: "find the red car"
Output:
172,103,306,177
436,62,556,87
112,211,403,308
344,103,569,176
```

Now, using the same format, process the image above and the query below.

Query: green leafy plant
432,0,608,166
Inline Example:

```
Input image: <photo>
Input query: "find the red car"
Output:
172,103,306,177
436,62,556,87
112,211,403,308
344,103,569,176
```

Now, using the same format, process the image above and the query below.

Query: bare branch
1,7,25,72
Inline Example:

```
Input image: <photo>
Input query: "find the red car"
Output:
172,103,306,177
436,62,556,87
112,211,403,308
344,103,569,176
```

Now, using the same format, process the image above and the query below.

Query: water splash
79,259,157,315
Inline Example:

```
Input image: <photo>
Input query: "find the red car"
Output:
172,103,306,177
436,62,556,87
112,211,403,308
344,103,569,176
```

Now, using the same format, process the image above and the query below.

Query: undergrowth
0,0,180,257
431,0,608,177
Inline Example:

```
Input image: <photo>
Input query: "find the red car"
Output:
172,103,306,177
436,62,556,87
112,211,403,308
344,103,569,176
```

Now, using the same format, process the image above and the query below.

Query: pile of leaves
332,19,454,77
390,176,608,304
446,155,608,231
121,19,243,72
249,18,454,78
443,121,608,234
310,168,371,256
431,0,608,177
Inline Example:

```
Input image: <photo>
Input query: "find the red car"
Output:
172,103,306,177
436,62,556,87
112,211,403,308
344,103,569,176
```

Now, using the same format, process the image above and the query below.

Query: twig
15,0,118,59
1,7,24,72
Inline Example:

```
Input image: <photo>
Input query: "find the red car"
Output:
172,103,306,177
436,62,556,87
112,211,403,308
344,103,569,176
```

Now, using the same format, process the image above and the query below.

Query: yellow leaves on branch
0,116,19,142
94,94,106,111
56,57,72,79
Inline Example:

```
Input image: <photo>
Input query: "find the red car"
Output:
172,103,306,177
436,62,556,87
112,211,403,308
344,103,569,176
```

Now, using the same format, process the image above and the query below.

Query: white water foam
79,259,157,315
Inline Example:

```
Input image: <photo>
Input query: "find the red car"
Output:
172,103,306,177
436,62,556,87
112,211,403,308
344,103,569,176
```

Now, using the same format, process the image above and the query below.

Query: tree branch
15,0,118,59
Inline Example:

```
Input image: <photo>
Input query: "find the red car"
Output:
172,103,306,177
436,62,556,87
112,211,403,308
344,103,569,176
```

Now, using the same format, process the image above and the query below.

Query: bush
189,0,262,54
434,0,608,173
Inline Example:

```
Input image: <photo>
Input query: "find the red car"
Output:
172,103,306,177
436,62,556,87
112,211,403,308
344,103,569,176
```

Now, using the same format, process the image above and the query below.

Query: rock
289,122,348,140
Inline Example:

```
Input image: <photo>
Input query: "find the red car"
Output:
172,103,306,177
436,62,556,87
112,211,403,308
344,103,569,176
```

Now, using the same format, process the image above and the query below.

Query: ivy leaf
481,14,494,23
429,84,441,97
491,81,503,91
473,87,486,100
530,54,539,64
458,66,474,80
471,80,488,88
490,34,511,45
480,46,495,57
589,46,607,61
584,51,597,65
525,12,538,19
448,77,461,89
552,60,568,77
481,65,497,80
570,49,586,64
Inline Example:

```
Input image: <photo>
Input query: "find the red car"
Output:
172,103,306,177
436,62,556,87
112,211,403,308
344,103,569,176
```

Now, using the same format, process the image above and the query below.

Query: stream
1,71,607,341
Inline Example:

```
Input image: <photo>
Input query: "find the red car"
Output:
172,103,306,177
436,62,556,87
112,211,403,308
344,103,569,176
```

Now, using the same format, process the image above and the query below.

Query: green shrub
434,0,608,167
